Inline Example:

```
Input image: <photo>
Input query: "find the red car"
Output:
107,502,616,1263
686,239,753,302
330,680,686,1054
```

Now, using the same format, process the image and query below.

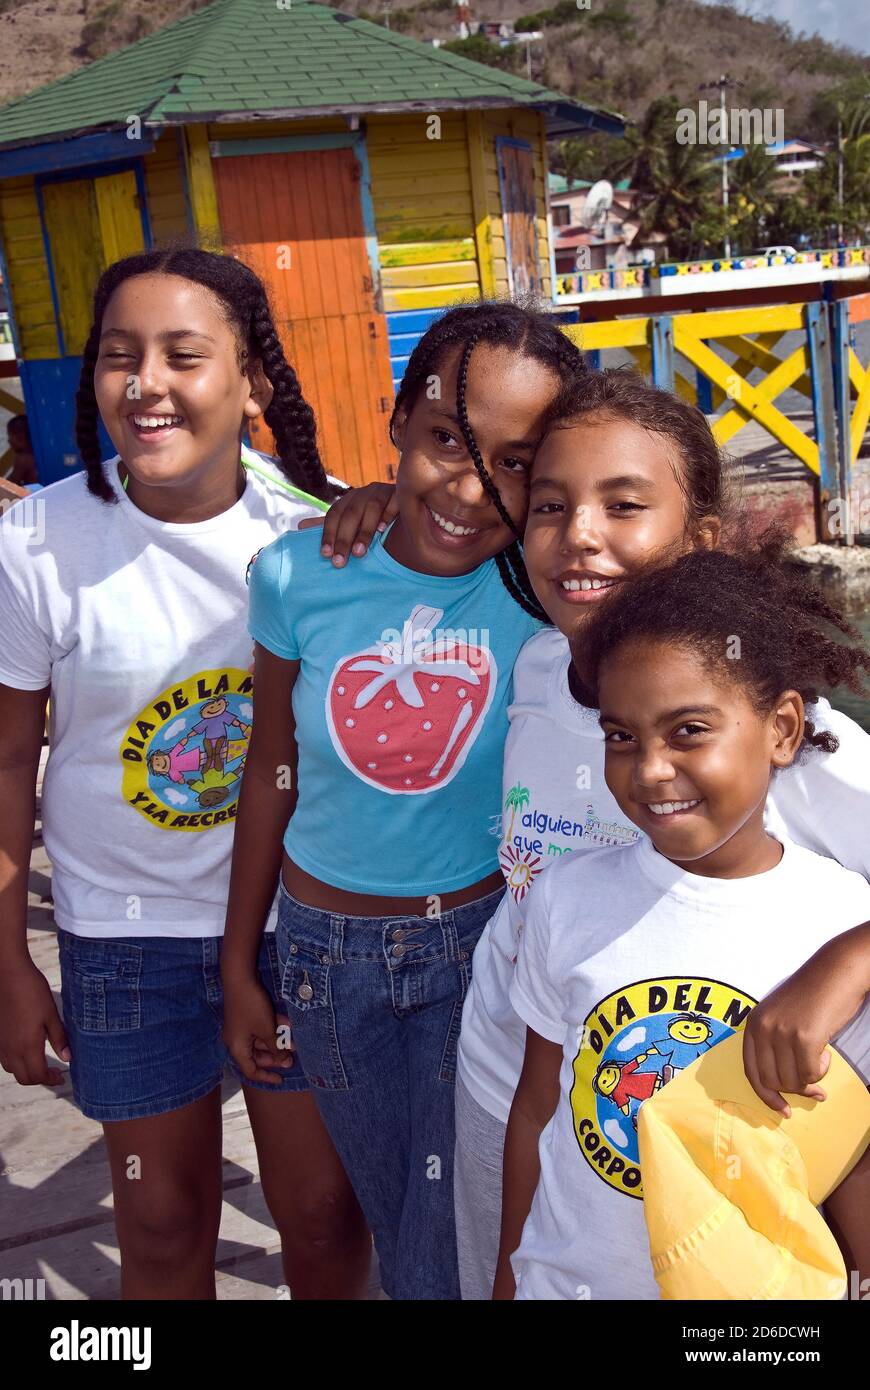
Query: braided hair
75,248,338,504
578,527,870,758
390,301,587,621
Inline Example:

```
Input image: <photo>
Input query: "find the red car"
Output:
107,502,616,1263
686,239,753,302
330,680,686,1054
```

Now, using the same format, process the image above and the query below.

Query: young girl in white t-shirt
494,540,870,1299
0,247,382,1299
454,369,870,1298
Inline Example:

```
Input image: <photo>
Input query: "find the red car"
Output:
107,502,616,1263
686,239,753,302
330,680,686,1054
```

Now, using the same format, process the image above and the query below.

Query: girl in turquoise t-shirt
221,302,583,1299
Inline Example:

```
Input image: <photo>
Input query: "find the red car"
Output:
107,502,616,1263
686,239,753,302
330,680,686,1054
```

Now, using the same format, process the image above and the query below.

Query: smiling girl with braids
222,301,585,1299
0,248,380,1300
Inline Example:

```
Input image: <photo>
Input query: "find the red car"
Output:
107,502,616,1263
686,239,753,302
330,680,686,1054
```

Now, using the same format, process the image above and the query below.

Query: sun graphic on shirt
499,842,543,902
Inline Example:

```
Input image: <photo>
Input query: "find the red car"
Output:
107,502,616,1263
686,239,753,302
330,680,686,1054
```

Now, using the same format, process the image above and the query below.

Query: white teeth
647,800,701,815
133,415,183,429
429,507,479,537
560,577,616,592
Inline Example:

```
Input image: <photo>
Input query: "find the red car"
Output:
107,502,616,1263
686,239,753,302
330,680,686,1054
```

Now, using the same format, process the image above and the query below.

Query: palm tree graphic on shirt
504,783,530,842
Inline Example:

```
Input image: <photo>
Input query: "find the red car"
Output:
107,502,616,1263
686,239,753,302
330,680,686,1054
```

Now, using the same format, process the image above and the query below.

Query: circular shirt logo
120,668,253,831
570,975,757,1199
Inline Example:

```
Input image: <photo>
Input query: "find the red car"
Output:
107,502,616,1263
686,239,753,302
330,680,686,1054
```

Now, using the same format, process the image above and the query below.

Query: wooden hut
0,0,622,486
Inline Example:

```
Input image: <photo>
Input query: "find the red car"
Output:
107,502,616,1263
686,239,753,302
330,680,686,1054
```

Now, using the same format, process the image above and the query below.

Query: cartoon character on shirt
185,696,251,775
147,742,203,784
649,1013,716,1074
593,1046,665,1116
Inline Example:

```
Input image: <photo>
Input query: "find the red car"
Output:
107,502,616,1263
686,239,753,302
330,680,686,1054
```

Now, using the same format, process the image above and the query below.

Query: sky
702,0,870,56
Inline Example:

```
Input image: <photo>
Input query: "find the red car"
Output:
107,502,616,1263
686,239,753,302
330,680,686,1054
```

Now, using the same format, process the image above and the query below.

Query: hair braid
455,333,517,534
76,323,114,503
249,294,339,501
454,334,548,620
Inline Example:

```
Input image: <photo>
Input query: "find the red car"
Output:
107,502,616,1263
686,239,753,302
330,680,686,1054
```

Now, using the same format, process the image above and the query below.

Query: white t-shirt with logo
458,628,870,1124
0,448,327,937
509,834,870,1301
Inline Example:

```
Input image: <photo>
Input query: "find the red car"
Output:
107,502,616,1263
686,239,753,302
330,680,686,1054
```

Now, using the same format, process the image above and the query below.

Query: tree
728,142,779,251
605,97,721,258
441,35,524,74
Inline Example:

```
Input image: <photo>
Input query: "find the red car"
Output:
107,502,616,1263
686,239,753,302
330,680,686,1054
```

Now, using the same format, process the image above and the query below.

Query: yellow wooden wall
143,131,189,244
367,108,552,311
368,112,481,312
0,176,59,358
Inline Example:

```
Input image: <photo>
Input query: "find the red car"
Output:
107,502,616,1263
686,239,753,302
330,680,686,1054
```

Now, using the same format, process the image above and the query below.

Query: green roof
0,0,624,151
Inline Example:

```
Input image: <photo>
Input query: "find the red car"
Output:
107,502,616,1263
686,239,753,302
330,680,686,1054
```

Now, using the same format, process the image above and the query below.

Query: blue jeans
275,880,503,1301
58,930,306,1122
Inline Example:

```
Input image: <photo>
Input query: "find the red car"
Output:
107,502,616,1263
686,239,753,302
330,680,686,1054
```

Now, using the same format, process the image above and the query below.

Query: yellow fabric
637,1033,870,1300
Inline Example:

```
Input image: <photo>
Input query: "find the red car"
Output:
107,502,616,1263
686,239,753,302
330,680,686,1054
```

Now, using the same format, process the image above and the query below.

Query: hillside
0,0,867,141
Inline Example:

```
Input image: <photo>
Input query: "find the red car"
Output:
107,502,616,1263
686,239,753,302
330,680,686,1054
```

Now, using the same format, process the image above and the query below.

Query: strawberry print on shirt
325,604,496,795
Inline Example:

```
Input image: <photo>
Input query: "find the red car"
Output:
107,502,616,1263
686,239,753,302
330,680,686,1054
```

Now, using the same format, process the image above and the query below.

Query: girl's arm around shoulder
220,642,299,1085
744,920,870,1114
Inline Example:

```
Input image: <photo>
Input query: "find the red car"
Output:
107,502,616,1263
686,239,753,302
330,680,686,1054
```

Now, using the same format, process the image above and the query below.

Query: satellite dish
580,180,614,229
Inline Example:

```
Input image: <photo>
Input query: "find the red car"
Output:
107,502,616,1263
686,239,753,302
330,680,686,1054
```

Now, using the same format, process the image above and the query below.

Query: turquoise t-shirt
248,526,542,896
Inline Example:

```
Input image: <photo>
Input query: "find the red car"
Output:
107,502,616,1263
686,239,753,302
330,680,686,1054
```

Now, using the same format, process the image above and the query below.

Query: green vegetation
441,35,525,74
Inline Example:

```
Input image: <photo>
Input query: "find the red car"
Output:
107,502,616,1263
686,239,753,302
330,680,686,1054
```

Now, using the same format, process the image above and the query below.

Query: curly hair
75,247,339,504
547,366,732,532
391,300,587,621
576,528,870,756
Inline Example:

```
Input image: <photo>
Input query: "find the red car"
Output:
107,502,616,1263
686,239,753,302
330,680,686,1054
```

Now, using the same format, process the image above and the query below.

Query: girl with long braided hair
0,249,378,1300
222,299,586,1299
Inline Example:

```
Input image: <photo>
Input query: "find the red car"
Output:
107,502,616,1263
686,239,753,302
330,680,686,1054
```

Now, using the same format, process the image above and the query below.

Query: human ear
770,690,805,769
391,406,408,451
389,405,408,453
243,358,273,421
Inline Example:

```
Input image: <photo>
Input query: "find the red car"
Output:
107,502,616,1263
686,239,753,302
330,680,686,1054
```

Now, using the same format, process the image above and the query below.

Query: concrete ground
0,750,381,1300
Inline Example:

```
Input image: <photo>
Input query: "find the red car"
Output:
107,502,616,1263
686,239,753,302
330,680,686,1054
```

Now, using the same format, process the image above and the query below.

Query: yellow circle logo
119,668,253,832
570,975,757,1199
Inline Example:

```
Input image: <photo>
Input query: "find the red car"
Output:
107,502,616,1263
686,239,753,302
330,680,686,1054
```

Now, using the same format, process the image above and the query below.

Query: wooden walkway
0,752,382,1300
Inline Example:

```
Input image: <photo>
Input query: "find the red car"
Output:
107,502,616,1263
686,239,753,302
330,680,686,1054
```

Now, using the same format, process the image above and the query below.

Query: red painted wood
213,149,395,485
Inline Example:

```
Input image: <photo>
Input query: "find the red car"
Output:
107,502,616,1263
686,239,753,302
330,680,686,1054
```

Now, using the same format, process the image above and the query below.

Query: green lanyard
119,456,329,512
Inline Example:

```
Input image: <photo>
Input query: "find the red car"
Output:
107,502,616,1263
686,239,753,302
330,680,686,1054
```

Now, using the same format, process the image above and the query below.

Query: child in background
454,369,870,1298
495,541,870,1300
221,301,584,1300
0,248,373,1300
5,415,38,487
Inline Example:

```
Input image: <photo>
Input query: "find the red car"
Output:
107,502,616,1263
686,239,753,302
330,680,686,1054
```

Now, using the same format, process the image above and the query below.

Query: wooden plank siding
212,146,396,486
142,132,190,245
0,175,59,358
368,114,480,312
481,108,552,301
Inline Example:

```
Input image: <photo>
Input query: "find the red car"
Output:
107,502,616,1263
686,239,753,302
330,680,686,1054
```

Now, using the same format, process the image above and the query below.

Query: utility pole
837,113,844,245
699,73,744,259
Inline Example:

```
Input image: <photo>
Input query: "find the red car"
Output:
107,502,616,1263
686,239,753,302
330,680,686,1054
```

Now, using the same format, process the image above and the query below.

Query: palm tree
504,783,530,840
603,97,721,258
728,142,779,252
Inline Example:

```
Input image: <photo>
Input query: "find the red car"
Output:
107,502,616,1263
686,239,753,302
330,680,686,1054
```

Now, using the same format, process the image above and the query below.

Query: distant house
0,0,622,486
716,138,826,195
548,174,665,272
